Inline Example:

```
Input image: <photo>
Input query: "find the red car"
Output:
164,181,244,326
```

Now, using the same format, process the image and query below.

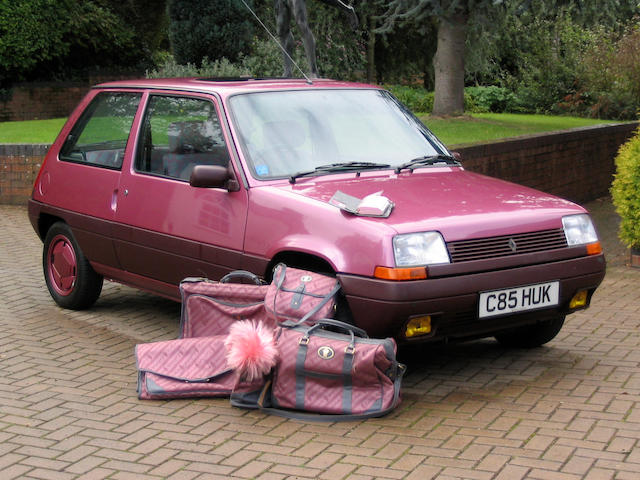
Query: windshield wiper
394,154,461,174
289,162,391,184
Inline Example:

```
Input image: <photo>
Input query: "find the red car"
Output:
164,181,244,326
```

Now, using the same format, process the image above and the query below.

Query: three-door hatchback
29,78,606,346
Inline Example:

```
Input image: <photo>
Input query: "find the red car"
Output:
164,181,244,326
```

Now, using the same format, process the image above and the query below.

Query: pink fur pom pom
224,321,278,381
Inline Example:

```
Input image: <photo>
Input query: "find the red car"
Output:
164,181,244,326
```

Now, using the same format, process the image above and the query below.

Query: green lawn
0,118,68,144
422,113,619,146
0,113,622,146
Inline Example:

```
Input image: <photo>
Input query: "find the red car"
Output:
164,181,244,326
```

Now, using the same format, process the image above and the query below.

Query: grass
421,113,620,146
0,118,67,144
0,113,622,146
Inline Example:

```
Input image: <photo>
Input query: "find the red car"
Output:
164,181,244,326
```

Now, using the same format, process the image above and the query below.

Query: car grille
447,228,568,263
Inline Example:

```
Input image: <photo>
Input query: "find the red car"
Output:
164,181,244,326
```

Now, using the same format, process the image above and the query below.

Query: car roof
94,77,381,96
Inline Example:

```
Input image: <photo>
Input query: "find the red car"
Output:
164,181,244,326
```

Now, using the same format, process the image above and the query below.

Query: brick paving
1,200,639,480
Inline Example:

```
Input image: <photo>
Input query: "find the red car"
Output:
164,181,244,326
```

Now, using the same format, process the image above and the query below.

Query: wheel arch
36,213,65,241
264,250,336,282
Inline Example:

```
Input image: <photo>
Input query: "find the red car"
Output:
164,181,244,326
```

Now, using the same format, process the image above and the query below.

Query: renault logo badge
508,238,517,253
317,346,335,360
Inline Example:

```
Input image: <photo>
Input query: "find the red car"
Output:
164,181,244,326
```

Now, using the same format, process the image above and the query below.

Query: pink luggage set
135,264,406,421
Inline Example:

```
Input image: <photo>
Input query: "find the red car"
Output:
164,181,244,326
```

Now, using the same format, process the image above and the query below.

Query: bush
386,85,478,115
501,14,591,114
464,86,516,113
611,127,640,248
385,85,434,113
168,0,253,65
147,56,250,78
575,23,640,120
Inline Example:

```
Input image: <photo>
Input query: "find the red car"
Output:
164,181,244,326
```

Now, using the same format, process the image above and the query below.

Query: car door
113,92,249,289
45,90,143,267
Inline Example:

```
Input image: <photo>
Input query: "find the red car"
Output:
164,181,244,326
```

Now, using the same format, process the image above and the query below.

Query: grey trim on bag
188,293,264,309
255,363,407,422
271,264,341,326
342,348,354,414
295,340,308,410
139,368,233,384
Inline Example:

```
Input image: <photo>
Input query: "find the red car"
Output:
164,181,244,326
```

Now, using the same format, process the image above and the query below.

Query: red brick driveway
1,200,638,479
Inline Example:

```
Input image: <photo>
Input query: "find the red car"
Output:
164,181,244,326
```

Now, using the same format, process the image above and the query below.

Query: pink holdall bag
135,336,260,400
233,319,405,421
265,264,341,325
179,271,274,338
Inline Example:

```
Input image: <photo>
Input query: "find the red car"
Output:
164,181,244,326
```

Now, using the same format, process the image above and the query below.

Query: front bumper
337,253,606,342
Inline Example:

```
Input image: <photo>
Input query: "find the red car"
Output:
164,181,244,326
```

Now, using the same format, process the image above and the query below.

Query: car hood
281,168,585,241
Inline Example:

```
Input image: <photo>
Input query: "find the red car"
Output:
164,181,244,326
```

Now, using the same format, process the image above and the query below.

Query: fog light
569,290,588,309
405,315,432,338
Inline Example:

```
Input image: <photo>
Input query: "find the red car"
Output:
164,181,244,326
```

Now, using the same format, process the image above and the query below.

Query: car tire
494,315,565,348
43,222,103,310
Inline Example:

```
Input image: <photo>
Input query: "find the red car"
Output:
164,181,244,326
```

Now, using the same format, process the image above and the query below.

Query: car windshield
229,89,448,180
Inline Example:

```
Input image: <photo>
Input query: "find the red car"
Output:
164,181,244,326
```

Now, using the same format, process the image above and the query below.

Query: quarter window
136,95,230,181
59,92,141,169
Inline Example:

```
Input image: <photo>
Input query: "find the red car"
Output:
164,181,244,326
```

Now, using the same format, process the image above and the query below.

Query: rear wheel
43,222,103,310
494,315,565,348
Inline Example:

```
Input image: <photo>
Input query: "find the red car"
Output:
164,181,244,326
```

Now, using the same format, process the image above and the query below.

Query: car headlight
562,214,599,246
393,232,450,267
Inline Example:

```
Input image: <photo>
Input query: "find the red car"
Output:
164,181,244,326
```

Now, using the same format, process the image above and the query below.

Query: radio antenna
238,0,313,84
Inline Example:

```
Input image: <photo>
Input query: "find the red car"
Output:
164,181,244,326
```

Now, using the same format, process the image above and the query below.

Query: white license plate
479,281,559,319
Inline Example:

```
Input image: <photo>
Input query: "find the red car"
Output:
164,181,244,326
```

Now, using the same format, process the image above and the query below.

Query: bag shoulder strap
282,281,342,327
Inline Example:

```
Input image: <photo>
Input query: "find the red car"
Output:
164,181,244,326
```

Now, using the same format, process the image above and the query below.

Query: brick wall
454,122,638,204
0,84,88,122
0,122,638,205
0,76,140,122
0,144,49,204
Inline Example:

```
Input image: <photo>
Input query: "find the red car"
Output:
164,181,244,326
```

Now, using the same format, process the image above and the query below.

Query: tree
167,0,254,65
0,0,150,86
379,0,504,116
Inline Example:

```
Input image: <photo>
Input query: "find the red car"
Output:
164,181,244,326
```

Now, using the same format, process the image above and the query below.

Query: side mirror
189,165,240,191
451,151,462,161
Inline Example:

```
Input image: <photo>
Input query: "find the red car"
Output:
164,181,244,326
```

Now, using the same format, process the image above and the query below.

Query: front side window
136,95,229,181
59,92,141,169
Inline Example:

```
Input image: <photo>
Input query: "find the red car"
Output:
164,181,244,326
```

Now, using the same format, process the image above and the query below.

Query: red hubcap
47,235,77,296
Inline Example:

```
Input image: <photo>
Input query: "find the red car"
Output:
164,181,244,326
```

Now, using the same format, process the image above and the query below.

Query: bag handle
285,318,368,339
255,364,406,422
220,270,264,285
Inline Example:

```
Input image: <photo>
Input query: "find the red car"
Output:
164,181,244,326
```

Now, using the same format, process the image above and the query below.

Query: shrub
386,85,434,113
386,85,478,115
611,127,640,248
464,86,516,113
575,22,640,120
147,56,250,78
168,0,253,65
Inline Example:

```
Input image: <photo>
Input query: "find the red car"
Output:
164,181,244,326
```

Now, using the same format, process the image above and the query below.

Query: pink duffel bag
232,319,406,421
135,336,263,400
179,271,274,338
265,264,341,325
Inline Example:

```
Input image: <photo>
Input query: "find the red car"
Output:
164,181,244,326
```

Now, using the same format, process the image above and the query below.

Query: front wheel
494,315,565,348
43,222,103,310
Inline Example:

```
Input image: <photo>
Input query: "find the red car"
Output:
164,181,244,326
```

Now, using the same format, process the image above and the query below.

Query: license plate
479,281,559,319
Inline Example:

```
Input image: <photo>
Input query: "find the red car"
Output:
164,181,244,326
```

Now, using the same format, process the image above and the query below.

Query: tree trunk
432,13,467,116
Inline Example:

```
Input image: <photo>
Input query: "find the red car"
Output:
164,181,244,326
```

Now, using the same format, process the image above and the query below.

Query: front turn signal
586,242,602,255
374,266,427,281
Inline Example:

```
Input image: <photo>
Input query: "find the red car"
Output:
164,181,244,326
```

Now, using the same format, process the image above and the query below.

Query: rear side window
59,92,141,169
135,95,230,181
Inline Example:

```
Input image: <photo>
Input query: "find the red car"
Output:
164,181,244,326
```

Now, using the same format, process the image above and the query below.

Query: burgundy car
28,78,605,346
